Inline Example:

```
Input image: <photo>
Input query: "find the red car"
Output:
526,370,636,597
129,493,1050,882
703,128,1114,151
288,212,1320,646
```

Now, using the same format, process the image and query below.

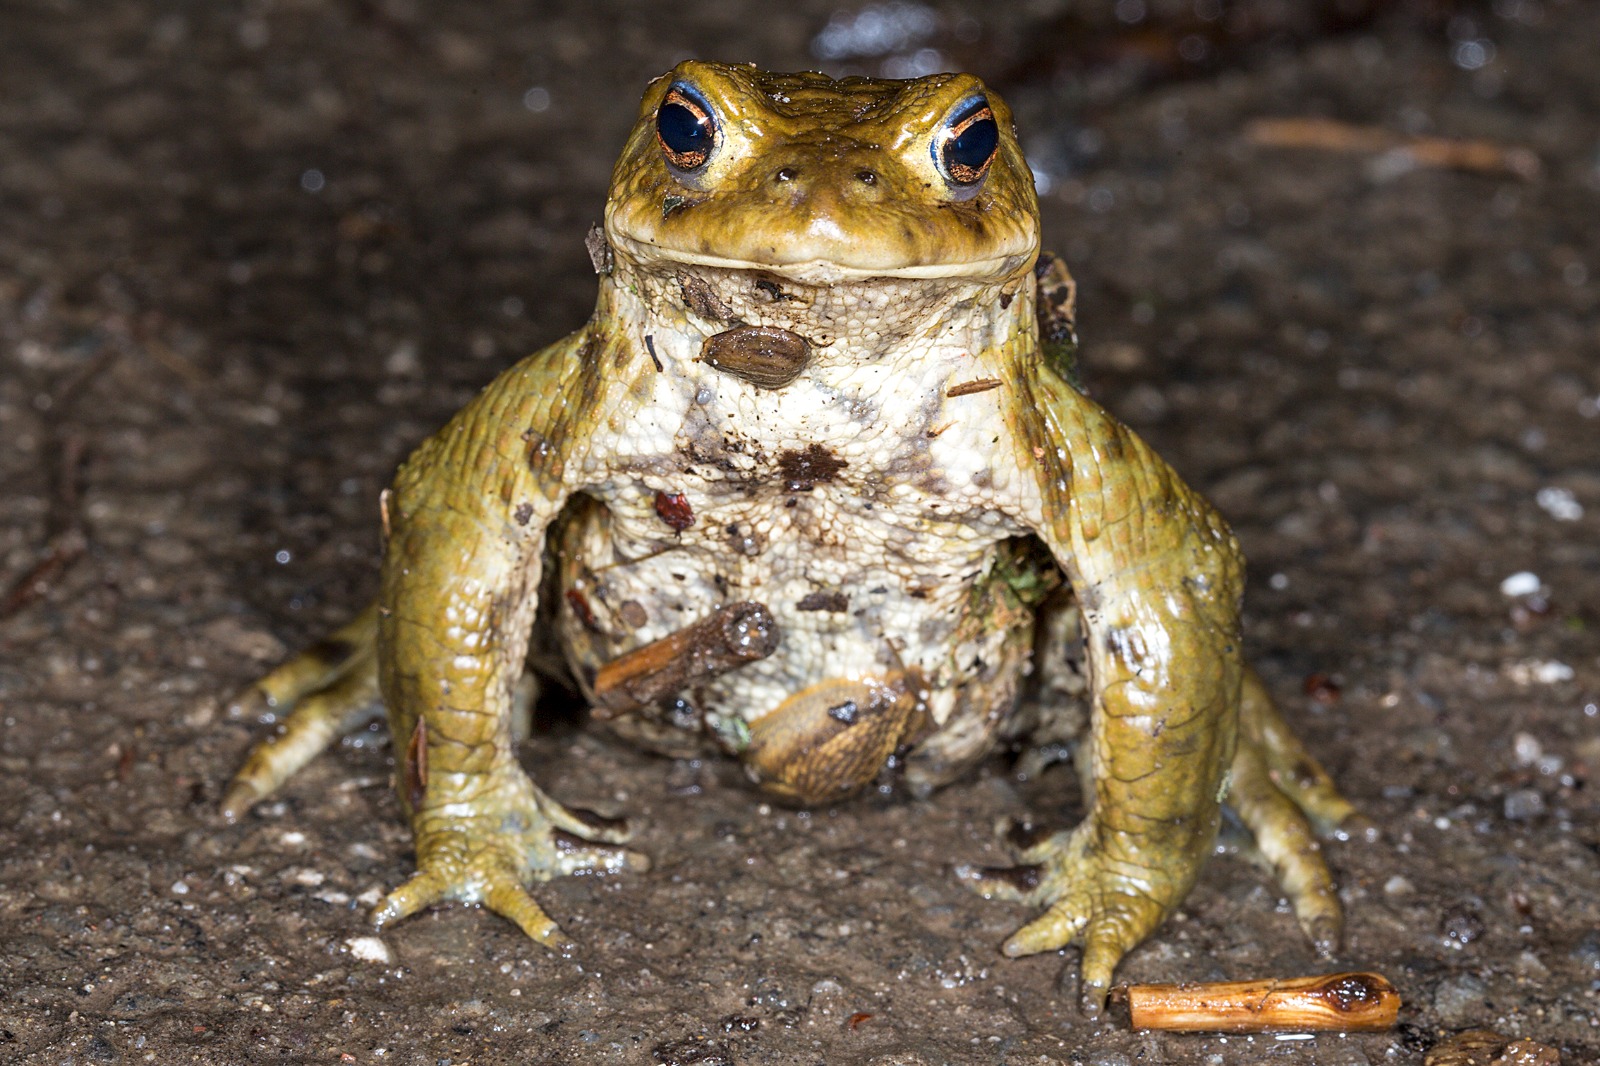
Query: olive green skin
225,62,1361,1012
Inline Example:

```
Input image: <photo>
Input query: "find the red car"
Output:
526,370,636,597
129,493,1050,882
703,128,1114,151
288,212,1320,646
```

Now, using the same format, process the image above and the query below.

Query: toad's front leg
978,364,1247,1013
374,327,650,946
961,578,1239,1013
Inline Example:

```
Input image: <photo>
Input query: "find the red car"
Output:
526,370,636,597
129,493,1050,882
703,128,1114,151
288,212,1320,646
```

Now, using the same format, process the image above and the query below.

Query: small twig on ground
1,434,90,620
1,347,121,621
1245,117,1542,180
1110,971,1400,1033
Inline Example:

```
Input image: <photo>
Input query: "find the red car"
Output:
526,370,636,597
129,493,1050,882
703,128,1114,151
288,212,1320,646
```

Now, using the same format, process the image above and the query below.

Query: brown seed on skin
654,490,695,531
777,443,846,492
618,600,649,628
701,325,810,389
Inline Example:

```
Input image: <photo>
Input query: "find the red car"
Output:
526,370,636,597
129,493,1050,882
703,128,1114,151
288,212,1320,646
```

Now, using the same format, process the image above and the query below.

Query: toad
223,62,1364,1012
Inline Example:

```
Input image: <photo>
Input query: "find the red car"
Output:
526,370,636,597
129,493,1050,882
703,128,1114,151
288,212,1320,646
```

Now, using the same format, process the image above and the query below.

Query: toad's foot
221,605,384,820
1224,666,1375,955
962,669,1371,1014
959,817,1197,1016
220,605,539,819
372,766,651,949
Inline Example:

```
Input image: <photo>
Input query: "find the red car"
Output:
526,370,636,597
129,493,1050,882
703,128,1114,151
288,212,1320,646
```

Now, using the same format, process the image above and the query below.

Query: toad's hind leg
221,604,384,820
1225,666,1373,955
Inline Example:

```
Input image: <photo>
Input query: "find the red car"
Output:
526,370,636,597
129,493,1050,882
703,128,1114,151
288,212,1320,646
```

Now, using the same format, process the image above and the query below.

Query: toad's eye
657,85,716,171
935,96,999,189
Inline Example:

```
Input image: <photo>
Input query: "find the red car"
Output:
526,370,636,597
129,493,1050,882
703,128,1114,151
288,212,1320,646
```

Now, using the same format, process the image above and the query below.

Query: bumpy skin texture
225,61,1361,1011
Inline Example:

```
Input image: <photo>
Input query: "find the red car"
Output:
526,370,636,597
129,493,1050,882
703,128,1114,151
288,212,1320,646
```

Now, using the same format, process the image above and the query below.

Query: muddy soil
2,1,1597,1063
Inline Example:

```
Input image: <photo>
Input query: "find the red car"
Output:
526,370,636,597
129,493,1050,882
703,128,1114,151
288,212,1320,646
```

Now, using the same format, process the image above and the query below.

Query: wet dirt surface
2,1,1597,1063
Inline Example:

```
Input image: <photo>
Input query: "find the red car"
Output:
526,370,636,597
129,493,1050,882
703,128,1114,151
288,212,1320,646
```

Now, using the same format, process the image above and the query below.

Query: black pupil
658,100,710,161
945,106,998,181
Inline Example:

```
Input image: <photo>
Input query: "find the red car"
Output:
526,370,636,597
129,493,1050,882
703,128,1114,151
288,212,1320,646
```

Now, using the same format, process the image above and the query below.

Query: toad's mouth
605,229,1037,286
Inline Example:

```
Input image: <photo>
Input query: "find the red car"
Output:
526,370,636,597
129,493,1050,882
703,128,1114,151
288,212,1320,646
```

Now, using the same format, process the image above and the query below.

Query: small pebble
1503,789,1545,821
1499,571,1541,597
1512,950,1550,980
344,936,392,964
1441,906,1485,946
1535,485,1582,521
1511,732,1543,767
1568,932,1600,972
1431,973,1489,1027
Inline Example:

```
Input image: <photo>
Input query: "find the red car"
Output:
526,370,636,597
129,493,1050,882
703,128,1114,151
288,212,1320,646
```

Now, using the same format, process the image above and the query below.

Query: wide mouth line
608,233,1033,282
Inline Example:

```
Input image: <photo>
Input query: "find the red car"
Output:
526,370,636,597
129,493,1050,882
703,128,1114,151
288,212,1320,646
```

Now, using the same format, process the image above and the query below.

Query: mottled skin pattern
224,62,1363,1011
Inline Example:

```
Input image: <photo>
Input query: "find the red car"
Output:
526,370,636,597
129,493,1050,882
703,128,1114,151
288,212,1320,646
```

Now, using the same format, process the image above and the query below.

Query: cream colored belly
551,473,1035,791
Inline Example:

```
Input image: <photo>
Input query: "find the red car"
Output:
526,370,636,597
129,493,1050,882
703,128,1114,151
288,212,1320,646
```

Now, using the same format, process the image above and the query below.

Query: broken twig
1110,971,1400,1033
1,433,90,620
0,347,121,621
1245,117,1541,180
591,601,779,719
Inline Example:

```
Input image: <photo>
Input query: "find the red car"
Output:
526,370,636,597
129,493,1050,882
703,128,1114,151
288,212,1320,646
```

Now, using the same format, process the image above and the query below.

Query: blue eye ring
656,83,717,171
935,96,999,187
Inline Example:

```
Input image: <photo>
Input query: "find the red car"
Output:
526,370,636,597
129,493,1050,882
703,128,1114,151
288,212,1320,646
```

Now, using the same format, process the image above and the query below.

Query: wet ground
2,1,1597,1063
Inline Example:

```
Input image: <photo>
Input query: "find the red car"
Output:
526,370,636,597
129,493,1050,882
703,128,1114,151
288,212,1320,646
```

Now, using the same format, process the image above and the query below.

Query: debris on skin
653,489,695,531
592,602,779,718
699,325,811,389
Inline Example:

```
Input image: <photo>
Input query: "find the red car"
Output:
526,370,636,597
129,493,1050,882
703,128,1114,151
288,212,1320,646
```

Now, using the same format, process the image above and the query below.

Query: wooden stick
1112,972,1399,1033
1,433,89,621
1245,117,1541,181
591,602,779,719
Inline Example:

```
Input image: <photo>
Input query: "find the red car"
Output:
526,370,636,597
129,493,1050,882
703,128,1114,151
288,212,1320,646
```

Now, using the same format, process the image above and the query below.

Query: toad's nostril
775,166,799,182
855,169,877,185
